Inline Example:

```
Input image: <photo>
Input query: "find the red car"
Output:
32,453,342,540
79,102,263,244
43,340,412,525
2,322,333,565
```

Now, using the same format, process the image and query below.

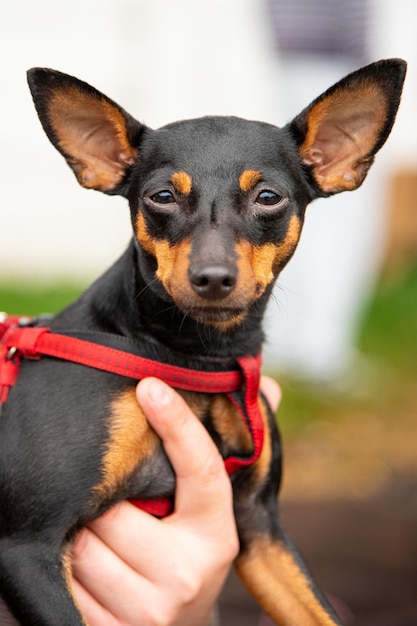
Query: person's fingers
136,378,235,524
72,503,227,626
0,598,18,626
136,378,224,479
71,577,117,626
72,515,160,623
82,501,192,583
260,375,281,412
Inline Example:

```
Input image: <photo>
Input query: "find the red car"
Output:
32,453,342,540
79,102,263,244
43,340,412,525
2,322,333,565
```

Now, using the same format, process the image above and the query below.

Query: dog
0,59,406,625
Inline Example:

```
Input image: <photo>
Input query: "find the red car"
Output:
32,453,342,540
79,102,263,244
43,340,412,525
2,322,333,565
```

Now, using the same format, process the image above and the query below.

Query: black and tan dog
0,59,406,625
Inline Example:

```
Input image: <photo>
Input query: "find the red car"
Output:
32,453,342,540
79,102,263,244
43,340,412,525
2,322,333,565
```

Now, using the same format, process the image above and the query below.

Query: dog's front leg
233,399,342,626
235,521,342,626
0,537,85,626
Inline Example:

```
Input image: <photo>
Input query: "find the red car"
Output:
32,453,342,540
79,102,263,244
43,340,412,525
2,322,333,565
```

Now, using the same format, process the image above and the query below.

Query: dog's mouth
185,306,247,328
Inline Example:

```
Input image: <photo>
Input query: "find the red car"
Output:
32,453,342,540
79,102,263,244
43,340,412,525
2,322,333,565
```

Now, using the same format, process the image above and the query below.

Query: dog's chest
98,389,256,502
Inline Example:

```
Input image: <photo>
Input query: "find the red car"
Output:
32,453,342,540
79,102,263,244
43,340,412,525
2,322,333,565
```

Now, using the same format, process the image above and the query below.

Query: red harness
0,315,264,517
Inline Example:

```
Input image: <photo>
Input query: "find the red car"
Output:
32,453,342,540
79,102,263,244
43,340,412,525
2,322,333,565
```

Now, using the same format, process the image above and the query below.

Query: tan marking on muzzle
136,213,191,296
236,214,302,299
235,240,276,301
271,214,302,272
156,239,192,296
136,212,155,255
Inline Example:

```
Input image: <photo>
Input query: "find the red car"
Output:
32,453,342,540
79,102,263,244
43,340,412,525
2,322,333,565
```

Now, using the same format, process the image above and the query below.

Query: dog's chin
186,306,247,329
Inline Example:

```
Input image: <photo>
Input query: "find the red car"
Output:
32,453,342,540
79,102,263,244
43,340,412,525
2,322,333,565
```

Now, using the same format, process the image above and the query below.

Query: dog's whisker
132,278,158,303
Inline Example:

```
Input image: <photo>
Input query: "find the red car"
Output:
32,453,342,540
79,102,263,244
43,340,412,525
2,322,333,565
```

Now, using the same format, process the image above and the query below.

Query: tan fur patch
235,240,257,292
236,536,339,626
211,395,253,454
48,86,138,191
234,214,302,301
271,214,302,272
156,239,192,296
251,243,277,296
94,389,158,500
135,213,191,297
239,169,263,192
252,396,272,484
180,391,211,420
171,171,192,195
136,212,156,256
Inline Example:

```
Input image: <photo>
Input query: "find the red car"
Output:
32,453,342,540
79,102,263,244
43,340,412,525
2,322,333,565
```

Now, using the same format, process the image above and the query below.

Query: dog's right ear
27,68,145,195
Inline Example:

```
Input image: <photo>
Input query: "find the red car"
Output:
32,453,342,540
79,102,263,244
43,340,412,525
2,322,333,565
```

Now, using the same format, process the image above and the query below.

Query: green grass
277,263,417,432
359,264,417,371
0,282,84,317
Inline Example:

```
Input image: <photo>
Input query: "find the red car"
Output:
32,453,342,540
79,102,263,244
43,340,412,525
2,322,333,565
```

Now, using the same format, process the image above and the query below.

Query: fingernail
145,378,173,407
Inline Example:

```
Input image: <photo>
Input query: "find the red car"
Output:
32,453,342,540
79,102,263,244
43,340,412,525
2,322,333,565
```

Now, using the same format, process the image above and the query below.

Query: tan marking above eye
171,171,192,195
239,169,263,192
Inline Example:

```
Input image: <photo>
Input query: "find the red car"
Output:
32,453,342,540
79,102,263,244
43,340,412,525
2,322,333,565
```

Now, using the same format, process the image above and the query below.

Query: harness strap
1,325,244,394
0,315,264,517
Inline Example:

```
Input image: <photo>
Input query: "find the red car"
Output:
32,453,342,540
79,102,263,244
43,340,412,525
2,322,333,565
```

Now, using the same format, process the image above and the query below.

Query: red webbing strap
1,317,264,518
0,316,23,404
225,354,264,475
1,325,243,394
0,353,18,404
128,496,174,517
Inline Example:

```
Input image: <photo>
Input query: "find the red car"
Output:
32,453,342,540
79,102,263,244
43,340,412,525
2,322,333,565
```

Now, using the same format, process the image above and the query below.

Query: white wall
0,0,415,281
0,0,279,281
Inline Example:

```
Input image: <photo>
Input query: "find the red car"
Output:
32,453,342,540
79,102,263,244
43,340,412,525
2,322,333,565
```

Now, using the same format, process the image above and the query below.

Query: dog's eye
150,191,176,205
255,190,283,207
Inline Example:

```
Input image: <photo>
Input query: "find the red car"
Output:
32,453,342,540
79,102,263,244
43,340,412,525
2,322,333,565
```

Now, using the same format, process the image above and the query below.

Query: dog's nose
188,263,237,300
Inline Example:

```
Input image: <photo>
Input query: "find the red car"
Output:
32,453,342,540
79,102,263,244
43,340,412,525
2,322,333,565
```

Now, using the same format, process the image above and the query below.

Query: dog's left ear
289,58,407,196
27,68,145,195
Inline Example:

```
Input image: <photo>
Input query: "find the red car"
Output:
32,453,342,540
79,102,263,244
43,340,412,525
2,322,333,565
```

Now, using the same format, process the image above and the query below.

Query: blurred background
1,1,416,624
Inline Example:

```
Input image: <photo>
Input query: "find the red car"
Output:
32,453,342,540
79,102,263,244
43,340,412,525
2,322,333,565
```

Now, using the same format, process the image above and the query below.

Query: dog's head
27,60,406,330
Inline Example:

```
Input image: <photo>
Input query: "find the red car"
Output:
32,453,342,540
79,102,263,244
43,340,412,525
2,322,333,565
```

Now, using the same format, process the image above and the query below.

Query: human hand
71,376,281,626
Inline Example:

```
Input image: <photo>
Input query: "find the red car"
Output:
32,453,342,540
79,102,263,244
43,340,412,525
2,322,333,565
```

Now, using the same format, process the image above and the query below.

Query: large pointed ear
289,59,407,195
27,68,145,195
